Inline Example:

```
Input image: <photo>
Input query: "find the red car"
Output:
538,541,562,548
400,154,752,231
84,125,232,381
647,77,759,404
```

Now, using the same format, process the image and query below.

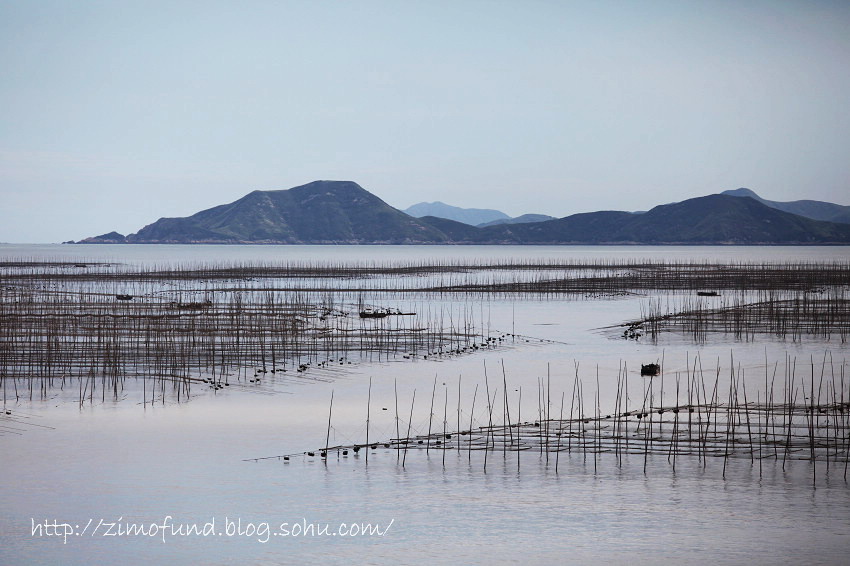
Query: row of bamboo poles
2,258,848,413
282,353,849,483
0,281,496,408
4,258,849,296
631,287,849,343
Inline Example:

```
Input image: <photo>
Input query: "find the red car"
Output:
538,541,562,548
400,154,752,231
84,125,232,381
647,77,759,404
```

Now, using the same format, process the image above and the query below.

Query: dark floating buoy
115,294,133,301
435,440,442,445
307,452,315,457
383,443,390,448
417,440,423,444
283,456,290,461
320,451,327,458
641,363,660,376
370,444,377,450
342,450,348,456
352,446,361,453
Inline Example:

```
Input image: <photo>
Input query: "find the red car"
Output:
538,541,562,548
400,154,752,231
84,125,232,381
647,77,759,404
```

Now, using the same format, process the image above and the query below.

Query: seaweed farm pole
595,366,600,473
741,368,754,466
810,356,816,487
842,361,848,481
427,375,436,455
324,390,334,461
827,375,835,474
614,363,623,466
366,377,371,465
484,361,493,450
443,385,448,467
704,359,721,470
843,362,848,481
468,384,478,463
402,389,416,468
658,363,665,441
765,347,774,460
517,386,522,472
556,391,565,474
827,352,844,472
722,363,734,479
546,364,552,464
783,362,797,472
579,378,586,460
537,377,543,455
394,378,400,463
484,372,493,473
757,390,762,478
457,375,462,437
670,373,680,472
644,372,652,475
693,355,703,465
568,369,578,453
502,360,513,452
624,362,629,456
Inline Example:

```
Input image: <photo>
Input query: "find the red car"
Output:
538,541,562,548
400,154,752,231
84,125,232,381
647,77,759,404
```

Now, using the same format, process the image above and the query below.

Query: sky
1,0,849,243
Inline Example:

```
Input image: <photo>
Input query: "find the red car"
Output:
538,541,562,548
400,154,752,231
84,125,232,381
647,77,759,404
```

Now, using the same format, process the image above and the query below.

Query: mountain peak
721,188,761,199
257,180,366,195
721,187,850,224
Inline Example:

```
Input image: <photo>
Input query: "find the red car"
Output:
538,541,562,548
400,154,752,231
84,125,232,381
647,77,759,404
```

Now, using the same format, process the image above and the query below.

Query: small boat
359,308,416,318
359,309,389,319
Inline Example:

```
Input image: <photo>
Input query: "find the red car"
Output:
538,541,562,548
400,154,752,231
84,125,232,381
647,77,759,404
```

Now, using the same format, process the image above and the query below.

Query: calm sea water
2,245,850,565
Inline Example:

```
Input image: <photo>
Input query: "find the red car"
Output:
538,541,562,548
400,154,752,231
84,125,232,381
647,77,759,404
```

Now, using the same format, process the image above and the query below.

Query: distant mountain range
403,201,509,226
721,188,850,224
73,181,850,245
403,201,555,227
477,214,557,227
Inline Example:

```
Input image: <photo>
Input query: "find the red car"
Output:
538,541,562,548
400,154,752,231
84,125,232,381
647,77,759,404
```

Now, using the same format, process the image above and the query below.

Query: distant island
71,180,850,245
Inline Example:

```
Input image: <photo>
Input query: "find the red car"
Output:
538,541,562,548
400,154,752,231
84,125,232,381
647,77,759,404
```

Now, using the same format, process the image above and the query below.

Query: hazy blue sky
2,0,849,242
